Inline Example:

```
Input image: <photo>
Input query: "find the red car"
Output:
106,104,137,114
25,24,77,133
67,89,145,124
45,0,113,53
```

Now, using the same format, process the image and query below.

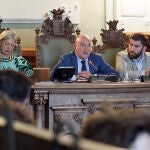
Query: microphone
88,61,98,71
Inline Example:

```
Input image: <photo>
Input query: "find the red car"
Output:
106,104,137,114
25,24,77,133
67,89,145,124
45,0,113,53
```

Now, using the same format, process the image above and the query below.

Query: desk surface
32,82,150,95
31,81,150,131
32,82,150,89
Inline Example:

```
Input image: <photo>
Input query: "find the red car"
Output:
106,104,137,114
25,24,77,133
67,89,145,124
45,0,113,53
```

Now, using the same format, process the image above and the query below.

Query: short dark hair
81,109,150,148
130,33,149,47
0,70,31,102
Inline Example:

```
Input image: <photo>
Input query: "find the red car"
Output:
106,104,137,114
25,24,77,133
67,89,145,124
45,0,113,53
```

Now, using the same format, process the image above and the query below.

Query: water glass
132,71,141,82
121,70,132,83
121,70,141,82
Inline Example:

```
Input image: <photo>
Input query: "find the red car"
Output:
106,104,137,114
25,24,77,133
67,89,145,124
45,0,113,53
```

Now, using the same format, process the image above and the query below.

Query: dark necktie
81,60,87,71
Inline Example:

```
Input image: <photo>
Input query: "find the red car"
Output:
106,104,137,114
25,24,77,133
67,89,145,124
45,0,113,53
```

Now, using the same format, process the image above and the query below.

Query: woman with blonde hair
0,30,33,77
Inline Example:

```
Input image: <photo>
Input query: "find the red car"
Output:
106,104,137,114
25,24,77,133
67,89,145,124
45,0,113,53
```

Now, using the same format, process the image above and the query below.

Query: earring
0,50,2,62
9,51,13,60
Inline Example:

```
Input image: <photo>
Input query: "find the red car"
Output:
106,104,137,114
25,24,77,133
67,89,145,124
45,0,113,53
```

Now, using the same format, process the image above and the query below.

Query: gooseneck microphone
88,61,98,71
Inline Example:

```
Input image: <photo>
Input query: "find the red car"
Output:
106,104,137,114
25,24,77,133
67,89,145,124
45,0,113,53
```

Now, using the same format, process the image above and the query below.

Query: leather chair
35,9,77,69
35,38,74,68
92,20,126,69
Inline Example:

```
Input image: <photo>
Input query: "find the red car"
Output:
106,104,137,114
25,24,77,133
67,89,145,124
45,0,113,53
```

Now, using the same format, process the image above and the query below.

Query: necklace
0,53,13,62
0,53,15,70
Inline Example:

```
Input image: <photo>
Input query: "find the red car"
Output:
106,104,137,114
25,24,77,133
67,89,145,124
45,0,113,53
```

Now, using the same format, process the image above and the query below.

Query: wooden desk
22,47,36,67
30,82,150,133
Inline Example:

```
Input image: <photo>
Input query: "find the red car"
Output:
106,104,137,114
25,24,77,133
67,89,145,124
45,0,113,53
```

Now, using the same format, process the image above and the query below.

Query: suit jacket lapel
71,52,78,74
88,54,96,74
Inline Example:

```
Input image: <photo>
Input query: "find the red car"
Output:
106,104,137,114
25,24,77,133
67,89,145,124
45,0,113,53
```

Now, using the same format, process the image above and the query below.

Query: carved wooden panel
30,83,150,134
35,8,80,67
50,105,86,134
30,89,49,129
100,20,126,50
81,98,150,116
91,20,126,54
35,8,76,43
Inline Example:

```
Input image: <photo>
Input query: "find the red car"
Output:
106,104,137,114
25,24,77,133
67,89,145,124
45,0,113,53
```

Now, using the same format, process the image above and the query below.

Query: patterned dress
0,56,33,77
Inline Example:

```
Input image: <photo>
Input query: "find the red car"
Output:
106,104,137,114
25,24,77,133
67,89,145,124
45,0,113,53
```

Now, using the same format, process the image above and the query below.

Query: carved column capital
30,90,49,105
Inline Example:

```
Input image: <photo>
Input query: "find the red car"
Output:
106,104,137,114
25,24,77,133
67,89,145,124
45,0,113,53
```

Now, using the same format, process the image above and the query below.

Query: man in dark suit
50,35,119,81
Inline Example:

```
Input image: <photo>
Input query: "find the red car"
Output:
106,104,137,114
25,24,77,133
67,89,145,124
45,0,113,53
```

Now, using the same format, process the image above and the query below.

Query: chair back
0,116,126,150
38,39,73,68
101,20,127,69
102,48,123,69
92,20,126,69
35,8,76,68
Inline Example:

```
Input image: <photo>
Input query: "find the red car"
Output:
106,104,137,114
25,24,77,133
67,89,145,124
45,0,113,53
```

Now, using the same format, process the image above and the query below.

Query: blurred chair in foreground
81,108,150,150
0,115,126,150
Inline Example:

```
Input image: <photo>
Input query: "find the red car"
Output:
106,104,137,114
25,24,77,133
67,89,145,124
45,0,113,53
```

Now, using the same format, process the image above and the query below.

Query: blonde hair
0,30,16,41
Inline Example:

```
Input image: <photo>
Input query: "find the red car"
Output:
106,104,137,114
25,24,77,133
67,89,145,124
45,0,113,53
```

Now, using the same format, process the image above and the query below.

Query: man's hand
77,71,92,79
145,68,150,76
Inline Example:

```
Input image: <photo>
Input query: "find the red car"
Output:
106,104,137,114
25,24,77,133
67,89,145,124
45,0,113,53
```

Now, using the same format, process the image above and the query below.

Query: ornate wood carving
30,89,50,128
86,104,97,114
91,37,103,53
35,8,76,43
53,113,84,134
82,99,138,116
51,105,86,134
35,9,80,67
75,27,81,36
30,89,49,105
14,36,22,56
30,84,150,132
100,20,126,50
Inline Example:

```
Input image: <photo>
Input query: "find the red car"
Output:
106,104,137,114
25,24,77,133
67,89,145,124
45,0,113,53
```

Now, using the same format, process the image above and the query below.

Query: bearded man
116,33,150,80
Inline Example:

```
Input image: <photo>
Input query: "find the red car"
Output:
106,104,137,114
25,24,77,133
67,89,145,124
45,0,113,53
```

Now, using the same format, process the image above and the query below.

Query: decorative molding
51,106,85,133
0,0,80,24
30,89,49,105
3,18,44,24
100,20,126,49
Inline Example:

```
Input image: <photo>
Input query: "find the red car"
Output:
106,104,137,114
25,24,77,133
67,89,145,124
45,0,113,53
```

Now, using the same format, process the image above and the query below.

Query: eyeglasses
79,43,91,48
2,41,15,49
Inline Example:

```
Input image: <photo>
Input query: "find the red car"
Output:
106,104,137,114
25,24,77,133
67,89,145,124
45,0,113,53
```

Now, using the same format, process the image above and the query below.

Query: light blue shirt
132,52,145,75
132,52,145,71
77,57,89,73
71,56,90,81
